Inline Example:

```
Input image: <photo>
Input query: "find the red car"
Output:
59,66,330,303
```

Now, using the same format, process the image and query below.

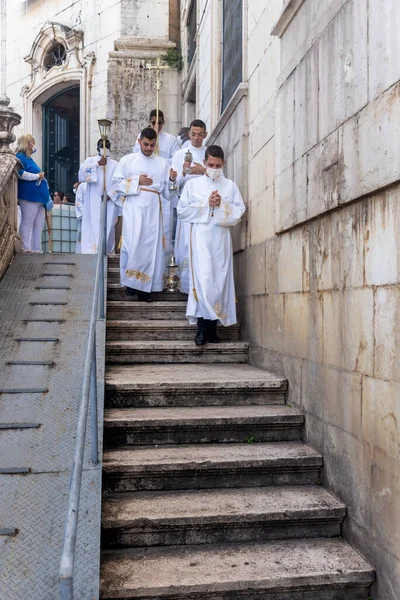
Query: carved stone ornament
0,97,22,154
23,22,84,93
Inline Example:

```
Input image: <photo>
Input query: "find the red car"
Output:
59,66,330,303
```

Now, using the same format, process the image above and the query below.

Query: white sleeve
18,172,40,181
177,183,211,224
213,182,246,227
78,157,100,183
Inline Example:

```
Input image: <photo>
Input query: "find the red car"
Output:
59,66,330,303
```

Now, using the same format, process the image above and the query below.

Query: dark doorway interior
43,86,80,200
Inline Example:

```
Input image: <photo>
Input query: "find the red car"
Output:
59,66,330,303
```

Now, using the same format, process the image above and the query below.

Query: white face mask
73,188,77,195
206,167,223,181
176,135,183,148
31,147,37,154
98,148,110,157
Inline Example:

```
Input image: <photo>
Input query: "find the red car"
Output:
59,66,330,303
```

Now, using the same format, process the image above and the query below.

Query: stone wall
189,0,400,597
0,156,20,280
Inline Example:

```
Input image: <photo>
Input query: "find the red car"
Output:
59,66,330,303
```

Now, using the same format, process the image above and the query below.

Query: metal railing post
99,191,107,320
90,338,99,465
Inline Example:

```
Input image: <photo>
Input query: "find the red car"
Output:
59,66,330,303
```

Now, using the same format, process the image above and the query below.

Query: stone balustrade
0,96,21,280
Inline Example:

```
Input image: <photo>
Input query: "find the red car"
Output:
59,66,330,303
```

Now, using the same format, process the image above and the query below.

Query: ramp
0,253,104,600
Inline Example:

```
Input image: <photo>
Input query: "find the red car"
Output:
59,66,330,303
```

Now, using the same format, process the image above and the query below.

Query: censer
164,254,180,292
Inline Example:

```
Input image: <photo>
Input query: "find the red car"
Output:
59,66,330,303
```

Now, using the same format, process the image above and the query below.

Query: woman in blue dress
15,134,52,253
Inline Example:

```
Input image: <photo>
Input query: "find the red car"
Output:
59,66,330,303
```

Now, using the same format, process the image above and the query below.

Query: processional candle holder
164,254,180,293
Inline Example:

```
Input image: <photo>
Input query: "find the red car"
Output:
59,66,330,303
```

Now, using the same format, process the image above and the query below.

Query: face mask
31,147,37,153
176,135,183,148
98,149,110,157
206,167,223,181
73,188,77,195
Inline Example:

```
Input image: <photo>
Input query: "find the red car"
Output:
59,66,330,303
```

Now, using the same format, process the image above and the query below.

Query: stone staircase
100,255,374,599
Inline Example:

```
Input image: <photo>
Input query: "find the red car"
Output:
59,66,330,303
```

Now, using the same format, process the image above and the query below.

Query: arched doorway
43,86,80,199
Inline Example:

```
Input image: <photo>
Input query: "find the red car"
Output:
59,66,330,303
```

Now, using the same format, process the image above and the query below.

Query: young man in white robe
74,181,87,253
133,109,179,252
177,145,245,345
171,119,208,294
78,139,119,253
110,127,178,302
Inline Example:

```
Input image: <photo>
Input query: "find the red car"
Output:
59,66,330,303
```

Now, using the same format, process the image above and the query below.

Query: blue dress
16,152,51,206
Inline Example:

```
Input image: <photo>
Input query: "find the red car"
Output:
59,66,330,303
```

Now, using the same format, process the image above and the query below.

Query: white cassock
78,155,120,253
110,152,173,292
171,144,207,294
74,182,87,254
177,174,245,327
133,131,179,253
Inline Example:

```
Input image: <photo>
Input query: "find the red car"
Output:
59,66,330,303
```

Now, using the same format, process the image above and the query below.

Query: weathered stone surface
107,301,187,320
341,83,400,205
374,286,400,382
106,340,249,364
318,0,368,140
102,486,345,548
106,320,240,342
106,363,287,408
368,0,400,100
302,362,362,437
322,289,374,375
100,538,373,599
362,376,400,459
103,442,322,492
103,404,304,445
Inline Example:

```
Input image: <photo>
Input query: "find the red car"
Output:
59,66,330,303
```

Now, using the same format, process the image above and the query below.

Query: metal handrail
59,189,108,599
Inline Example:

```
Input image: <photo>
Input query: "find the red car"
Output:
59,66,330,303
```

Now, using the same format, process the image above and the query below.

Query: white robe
78,155,120,253
177,174,245,327
74,182,87,254
133,131,179,254
111,152,172,292
171,144,207,294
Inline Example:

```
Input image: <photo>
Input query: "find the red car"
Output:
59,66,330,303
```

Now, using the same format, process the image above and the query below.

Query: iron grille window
188,0,197,66
221,0,243,112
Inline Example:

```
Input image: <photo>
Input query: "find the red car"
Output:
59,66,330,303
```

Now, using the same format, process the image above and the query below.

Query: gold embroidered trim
125,269,151,282
125,178,132,194
214,302,228,320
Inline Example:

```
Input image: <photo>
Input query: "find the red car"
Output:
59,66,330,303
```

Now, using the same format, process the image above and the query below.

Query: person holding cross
132,109,179,160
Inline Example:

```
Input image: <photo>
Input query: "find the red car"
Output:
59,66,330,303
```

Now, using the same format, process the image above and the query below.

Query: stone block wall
191,0,400,597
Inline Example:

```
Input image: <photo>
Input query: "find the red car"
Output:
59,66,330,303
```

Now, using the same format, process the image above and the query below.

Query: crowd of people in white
16,111,245,344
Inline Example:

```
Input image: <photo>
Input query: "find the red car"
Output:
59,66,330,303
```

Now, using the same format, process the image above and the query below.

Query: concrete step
100,537,374,599
107,301,187,321
108,254,121,268
107,284,187,302
101,485,345,549
105,364,287,408
103,405,304,446
102,442,322,493
106,340,249,364
106,320,240,342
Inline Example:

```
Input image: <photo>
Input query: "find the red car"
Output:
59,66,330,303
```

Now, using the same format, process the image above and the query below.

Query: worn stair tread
102,485,345,528
103,405,303,427
107,301,186,309
106,364,286,391
106,320,239,330
103,442,322,472
106,340,249,350
100,537,374,597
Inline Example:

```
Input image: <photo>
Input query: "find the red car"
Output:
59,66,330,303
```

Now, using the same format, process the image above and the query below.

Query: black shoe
208,320,221,343
138,290,154,303
195,317,207,346
125,287,136,297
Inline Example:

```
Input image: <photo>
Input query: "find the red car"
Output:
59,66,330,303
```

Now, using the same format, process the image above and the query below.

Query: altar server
171,119,208,293
177,145,245,345
78,139,119,253
111,128,177,302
